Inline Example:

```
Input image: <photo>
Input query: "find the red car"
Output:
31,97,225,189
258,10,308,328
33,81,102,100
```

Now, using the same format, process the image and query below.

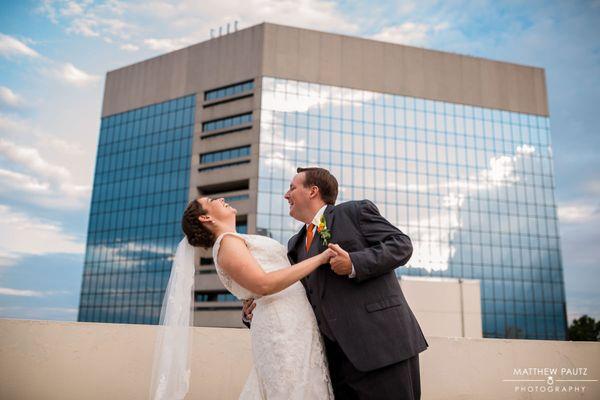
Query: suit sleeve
348,200,413,282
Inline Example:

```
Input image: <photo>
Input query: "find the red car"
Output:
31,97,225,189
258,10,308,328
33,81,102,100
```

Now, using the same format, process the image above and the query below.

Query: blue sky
0,0,598,323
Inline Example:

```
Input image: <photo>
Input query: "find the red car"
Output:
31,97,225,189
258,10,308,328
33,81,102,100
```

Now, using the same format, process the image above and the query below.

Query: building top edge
107,22,544,77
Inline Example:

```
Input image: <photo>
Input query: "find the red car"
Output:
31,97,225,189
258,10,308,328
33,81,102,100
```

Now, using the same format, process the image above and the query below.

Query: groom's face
284,173,313,223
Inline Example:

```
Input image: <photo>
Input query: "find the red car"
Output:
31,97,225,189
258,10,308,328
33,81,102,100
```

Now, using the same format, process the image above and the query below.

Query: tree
567,315,600,341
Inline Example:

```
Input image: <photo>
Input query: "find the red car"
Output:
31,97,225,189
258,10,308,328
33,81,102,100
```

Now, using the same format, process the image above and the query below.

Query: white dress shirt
306,204,356,278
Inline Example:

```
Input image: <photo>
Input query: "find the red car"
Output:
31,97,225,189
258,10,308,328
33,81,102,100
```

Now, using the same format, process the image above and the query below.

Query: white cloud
37,0,59,23
395,145,538,272
60,0,86,17
120,43,139,52
557,202,598,224
516,144,535,155
38,0,135,42
67,17,100,37
131,0,357,31
38,0,358,52
39,135,85,155
0,137,90,209
371,22,449,46
0,306,79,320
136,0,359,51
0,287,70,297
0,33,40,58
0,251,21,268
84,240,174,271
1,31,99,91
43,62,101,87
0,169,50,193
0,86,24,107
0,138,71,183
0,205,85,264
0,113,84,155
0,113,25,134
143,37,198,52
479,155,519,186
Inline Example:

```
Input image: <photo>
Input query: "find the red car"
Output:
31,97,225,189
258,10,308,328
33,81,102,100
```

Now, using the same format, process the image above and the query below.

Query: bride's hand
319,248,336,263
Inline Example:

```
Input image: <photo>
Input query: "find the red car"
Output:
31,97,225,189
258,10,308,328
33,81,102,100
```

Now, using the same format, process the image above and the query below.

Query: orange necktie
306,223,315,252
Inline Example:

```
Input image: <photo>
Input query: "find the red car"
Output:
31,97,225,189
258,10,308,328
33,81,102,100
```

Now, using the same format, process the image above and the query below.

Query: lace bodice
211,231,333,399
212,232,291,300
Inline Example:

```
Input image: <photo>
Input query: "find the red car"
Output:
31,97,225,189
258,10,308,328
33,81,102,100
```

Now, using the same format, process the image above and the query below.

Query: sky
0,0,598,324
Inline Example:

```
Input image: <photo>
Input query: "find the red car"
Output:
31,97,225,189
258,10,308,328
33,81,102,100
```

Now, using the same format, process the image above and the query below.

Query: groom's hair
297,167,338,205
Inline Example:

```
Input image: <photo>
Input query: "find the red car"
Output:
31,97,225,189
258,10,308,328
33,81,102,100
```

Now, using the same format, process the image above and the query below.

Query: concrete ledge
1,319,598,399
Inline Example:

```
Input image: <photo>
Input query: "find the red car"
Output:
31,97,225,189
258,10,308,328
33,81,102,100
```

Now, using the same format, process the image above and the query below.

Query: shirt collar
306,204,328,228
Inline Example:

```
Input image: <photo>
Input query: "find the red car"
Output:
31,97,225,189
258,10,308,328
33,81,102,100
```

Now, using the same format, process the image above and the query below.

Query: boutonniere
316,215,331,246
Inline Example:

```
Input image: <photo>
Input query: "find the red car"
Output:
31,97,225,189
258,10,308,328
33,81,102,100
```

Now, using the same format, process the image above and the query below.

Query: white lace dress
212,232,334,399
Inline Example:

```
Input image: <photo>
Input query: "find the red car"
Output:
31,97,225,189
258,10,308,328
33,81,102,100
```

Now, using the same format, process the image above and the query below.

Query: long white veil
149,237,196,400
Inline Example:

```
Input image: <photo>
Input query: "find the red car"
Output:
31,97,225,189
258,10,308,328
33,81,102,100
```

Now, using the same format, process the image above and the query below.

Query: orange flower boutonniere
317,215,331,246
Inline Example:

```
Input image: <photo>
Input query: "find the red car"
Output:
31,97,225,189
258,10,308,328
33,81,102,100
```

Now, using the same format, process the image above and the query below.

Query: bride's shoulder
213,233,249,263
214,232,248,250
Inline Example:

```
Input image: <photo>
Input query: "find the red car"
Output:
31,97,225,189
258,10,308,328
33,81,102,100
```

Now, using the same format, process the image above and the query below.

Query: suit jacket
287,200,428,372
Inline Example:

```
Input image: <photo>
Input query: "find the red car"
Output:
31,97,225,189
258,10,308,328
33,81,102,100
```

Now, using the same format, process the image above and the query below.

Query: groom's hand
328,243,353,275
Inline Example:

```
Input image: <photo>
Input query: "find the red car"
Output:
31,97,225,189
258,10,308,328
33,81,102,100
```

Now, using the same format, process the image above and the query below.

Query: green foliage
567,315,600,341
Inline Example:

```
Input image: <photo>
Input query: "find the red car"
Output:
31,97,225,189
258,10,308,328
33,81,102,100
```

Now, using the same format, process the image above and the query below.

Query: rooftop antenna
210,28,214,39
218,26,222,36
234,20,238,31
227,22,230,34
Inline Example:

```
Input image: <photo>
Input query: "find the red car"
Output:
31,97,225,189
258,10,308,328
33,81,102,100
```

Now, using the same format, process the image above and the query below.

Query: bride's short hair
297,167,338,205
182,199,215,248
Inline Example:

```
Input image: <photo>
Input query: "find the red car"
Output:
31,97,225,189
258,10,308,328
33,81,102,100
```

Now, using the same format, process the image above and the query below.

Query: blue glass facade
258,77,566,340
78,94,196,324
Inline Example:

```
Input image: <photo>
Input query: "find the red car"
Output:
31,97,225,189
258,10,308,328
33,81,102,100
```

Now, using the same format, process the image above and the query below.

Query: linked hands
327,243,353,276
243,246,346,321
243,298,255,322
319,248,337,264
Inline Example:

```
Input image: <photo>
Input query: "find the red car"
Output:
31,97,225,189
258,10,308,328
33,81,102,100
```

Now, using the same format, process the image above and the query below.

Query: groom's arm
348,200,413,283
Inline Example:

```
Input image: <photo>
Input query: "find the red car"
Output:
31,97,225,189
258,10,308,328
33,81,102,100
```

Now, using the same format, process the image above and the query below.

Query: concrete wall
262,23,548,116
400,276,482,338
103,22,548,118
101,25,264,117
194,274,484,335
1,319,598,400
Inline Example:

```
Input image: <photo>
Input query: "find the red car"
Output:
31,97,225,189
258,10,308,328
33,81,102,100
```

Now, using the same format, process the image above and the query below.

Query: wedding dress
213,232,334,399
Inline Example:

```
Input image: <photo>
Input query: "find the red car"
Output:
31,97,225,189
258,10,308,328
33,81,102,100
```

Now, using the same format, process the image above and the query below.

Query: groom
243,167,428,399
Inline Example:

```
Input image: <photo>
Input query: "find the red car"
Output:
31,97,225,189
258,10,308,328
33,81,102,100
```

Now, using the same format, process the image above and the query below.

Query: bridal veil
149,237,195,400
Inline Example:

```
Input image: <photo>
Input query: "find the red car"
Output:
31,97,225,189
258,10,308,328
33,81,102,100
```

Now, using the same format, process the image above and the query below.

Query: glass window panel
254,77,562,339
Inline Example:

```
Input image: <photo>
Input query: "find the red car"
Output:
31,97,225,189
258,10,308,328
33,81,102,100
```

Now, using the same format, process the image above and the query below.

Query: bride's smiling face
197,197,237,224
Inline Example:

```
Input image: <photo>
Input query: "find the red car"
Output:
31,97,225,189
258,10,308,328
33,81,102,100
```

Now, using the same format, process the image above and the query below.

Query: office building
78,22,566,339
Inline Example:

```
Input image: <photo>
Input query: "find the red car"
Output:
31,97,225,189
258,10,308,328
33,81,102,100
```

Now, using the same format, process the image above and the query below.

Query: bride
150,196,335,399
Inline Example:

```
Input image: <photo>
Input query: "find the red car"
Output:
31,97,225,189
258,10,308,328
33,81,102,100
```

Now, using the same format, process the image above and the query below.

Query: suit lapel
288,225,308,287
287,205,336,297
316,204,335,254
287,226,305,264
315,204,335,299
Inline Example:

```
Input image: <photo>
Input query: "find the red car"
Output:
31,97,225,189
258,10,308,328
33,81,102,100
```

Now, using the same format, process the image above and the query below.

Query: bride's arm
217,236,332,296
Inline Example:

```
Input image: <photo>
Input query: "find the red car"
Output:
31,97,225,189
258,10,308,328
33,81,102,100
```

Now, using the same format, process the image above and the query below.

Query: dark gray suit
288,200,428,399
